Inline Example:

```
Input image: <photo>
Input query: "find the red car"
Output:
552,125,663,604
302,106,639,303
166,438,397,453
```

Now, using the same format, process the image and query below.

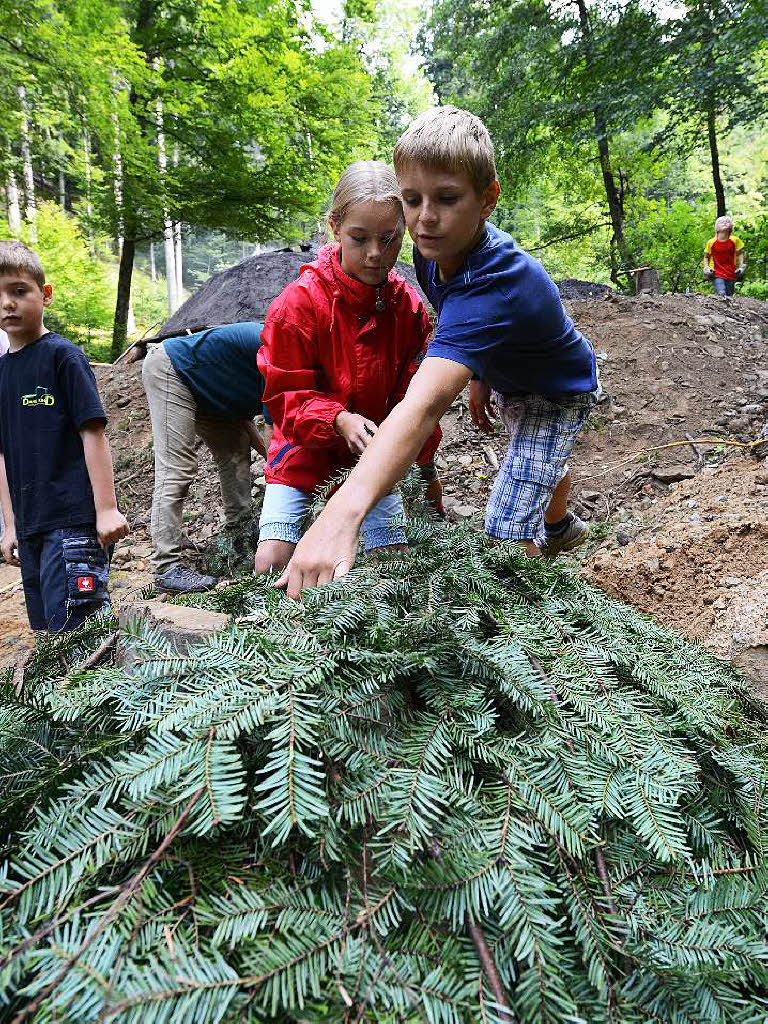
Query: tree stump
629,265,661,294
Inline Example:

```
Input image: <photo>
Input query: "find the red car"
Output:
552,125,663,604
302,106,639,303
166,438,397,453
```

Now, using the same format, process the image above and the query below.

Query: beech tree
419,0,664,281
0,0,378,356
662,0,768,218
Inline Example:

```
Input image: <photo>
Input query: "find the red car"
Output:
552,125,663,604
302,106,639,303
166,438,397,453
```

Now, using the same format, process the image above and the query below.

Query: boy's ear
42,284,53,306
481,180,501,220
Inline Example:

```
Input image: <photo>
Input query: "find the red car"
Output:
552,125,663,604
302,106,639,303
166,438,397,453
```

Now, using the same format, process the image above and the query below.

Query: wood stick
467,919,516,1022
117,465,147,488
72,632,118,674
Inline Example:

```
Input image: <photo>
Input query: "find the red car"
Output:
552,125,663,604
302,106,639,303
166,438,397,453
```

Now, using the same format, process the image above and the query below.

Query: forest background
1,0,766,362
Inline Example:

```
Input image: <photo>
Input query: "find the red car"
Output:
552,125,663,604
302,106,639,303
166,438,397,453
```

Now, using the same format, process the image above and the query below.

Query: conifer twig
593,846,618,915
10,787,205,1024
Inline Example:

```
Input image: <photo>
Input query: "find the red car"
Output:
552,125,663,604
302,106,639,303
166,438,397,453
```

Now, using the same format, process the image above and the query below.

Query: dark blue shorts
18,525,111,632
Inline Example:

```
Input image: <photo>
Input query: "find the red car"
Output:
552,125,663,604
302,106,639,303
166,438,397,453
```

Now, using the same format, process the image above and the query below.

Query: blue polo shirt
163,322,270,422
415,222,597,397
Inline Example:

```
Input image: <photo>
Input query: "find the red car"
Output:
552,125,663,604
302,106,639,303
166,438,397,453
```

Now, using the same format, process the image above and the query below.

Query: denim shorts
18,525,111,632
258,484,407,551
484,388,599,544
714,277,735,297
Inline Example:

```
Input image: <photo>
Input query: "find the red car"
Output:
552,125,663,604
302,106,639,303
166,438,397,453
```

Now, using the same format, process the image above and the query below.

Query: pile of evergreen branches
1,518,767,1023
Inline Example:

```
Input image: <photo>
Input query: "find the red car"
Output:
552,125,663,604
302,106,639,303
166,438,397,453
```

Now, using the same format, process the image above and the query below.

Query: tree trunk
83,128,93,250
154,73,178,314
112,236,136,359
173,222,183,302
595,117,629,280
149,240,156,282
575,0,630,284
110,80,135,340
172,142,183,301
17,85,36,240
57,129,67,209
6,157,21,235
706,103,726,217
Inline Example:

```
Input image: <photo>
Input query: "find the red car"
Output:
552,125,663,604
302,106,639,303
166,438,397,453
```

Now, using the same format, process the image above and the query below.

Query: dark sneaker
154,563,218,594
538,514,589,560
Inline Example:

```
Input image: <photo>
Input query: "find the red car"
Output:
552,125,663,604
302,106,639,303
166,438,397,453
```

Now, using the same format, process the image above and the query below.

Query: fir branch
10,787,204,1024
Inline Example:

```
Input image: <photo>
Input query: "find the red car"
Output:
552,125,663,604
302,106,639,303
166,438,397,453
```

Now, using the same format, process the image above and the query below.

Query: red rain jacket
258,244,442,494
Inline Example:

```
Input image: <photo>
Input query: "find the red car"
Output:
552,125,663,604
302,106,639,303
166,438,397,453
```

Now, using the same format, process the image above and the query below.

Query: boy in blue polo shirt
0,241,130,630
275,106,598,597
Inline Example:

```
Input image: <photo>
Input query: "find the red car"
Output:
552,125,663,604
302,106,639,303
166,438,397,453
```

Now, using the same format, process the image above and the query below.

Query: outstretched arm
80,421,130,550
276,357,472,598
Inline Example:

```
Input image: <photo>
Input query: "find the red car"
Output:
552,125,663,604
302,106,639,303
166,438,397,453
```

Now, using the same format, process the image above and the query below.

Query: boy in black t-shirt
0,241,129,632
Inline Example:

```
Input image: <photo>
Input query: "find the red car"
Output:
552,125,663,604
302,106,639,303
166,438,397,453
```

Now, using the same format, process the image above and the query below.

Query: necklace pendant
375,288,385,312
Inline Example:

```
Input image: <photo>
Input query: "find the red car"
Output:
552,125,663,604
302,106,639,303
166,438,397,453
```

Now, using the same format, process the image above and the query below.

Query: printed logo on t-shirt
76,575,95,593
21,386,55,407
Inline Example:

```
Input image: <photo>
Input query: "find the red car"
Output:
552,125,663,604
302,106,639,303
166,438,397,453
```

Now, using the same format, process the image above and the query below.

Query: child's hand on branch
334,411,378,455
1,526,19,567
95,508,130,550
469,379,496,434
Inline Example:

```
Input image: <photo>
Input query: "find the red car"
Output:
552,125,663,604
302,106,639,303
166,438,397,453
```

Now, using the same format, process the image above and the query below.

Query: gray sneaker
538,514,589,560
154,563,218,594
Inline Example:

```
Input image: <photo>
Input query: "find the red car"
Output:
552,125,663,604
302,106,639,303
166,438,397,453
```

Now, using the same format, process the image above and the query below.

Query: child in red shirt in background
703,215,746,297
254,161,443,574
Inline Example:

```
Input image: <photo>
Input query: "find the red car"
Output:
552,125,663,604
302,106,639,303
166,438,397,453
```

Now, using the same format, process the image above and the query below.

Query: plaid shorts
484,388,599,543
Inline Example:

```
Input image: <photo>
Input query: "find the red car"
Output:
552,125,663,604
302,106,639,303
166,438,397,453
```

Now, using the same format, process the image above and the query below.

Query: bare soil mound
156,248,611,341
556,278,614,300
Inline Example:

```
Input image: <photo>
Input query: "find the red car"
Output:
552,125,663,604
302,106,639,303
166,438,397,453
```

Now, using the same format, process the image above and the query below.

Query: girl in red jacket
255,161,442,574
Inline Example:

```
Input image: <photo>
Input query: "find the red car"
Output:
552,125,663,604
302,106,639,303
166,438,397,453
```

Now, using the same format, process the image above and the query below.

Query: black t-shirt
0,332,106,538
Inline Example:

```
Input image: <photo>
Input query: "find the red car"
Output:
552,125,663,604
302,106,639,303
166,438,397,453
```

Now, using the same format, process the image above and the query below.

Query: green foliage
418,0,768,286
0,0,391,351
741,280,768,299
623,198,713,292
1,520,768,1021
20,203,112,340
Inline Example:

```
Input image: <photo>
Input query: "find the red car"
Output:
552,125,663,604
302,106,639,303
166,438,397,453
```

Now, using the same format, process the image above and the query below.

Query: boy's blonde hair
0,240,45,287
715,215,733,233
393,106,497,194
327,161,404,229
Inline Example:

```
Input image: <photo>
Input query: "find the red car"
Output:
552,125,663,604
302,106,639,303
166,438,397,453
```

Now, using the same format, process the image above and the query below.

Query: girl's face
331,201,405,286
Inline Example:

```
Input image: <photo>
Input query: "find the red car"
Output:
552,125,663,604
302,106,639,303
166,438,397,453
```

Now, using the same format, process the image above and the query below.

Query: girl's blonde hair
715,215,733,233
327,161,404,229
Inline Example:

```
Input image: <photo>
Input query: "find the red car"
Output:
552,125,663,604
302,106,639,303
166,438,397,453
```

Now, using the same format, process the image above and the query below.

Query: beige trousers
142,343,252,572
